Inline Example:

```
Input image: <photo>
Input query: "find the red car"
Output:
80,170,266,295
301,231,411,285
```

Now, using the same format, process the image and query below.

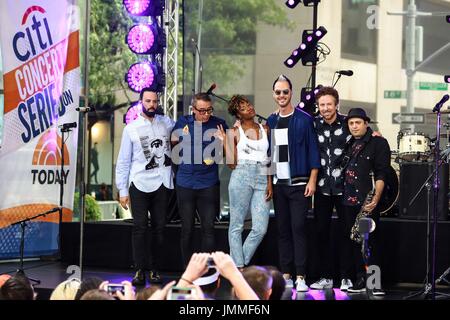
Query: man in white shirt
116,88,175,286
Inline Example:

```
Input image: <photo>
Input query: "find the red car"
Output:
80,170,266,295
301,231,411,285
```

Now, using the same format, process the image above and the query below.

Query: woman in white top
216,95,272,269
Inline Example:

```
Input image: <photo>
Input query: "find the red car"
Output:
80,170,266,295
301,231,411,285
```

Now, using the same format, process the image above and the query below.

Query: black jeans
273,184,309,276
314,193,353,279
342,205,380,281
176,184,220,267
129,183,169,271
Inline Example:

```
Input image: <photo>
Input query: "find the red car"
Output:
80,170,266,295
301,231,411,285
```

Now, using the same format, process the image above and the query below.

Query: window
341,0,378,63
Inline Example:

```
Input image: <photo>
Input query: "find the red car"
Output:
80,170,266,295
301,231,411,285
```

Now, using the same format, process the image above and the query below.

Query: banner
0,0,80,258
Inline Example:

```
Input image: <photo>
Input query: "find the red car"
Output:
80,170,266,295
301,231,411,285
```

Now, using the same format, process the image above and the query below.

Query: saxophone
350,171,376,244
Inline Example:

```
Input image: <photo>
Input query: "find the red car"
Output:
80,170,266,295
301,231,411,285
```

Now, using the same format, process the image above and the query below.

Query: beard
142,105,156,118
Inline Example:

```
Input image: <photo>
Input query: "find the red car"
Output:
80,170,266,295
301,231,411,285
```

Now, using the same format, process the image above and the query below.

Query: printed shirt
314,113,351,195
116,114,175,197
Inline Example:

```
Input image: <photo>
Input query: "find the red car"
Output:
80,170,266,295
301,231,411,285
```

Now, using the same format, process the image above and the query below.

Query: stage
60,215,450,285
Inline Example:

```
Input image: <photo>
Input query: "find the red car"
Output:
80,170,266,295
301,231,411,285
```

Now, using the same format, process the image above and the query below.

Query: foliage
88,0,292,108
89,0,135,108
73,192,102,221
183,0,293,91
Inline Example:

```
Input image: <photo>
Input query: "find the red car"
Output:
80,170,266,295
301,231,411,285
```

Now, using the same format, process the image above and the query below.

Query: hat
346,108,371,123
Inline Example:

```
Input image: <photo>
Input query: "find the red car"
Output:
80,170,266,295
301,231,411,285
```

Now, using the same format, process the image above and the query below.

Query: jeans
228,161,270,267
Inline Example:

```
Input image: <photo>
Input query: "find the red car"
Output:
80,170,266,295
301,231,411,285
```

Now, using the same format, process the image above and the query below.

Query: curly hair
228,95,251,118
315,86,339,105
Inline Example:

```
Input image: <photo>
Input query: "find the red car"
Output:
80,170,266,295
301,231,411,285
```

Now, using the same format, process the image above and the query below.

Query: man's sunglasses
194,106,214,114
274,89,290,96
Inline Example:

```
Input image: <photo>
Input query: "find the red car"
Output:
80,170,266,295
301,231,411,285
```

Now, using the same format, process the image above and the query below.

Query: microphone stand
332,73,342,88
11,207,60,284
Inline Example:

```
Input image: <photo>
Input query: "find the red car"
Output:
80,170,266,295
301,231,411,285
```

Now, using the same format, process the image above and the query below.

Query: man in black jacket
342,108,390,296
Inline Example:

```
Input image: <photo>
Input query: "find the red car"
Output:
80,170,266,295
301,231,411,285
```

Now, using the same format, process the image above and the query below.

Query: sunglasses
274,89,290,96
194,106,214,115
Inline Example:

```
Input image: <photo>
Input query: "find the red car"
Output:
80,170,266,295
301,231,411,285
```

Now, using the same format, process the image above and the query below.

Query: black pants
176,184,220,267
273,184,309,276
129,183,169,271
314,193,353,279
342,205,380,280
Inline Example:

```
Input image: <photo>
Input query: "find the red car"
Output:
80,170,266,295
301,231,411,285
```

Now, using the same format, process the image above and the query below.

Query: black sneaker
347,277,366,293
149,270,161,283
131,269,145,286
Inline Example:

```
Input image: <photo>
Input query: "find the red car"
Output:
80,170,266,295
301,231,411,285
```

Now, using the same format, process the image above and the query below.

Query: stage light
445,75,450,83
126,62,164,92
298,85,323,115
446,15,450,23
303,0,321,6
123,102,142,124
285,0,302,9
123,0,164,16
284,26,327,68
285,0,320,8
126,23,165,54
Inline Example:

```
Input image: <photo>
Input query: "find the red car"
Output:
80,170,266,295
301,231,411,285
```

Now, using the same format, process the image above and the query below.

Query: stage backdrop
0,0,80,259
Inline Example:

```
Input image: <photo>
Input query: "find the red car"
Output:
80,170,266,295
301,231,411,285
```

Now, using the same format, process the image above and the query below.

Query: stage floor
1,260,449,300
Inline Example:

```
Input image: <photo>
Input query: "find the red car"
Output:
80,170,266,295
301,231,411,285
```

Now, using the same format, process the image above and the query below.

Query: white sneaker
295,277,309,292
310,278,333,290
340,279,353,291
284,278,294,288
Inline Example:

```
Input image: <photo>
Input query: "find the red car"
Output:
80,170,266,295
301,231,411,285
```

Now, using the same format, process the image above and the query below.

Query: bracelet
180,277,193,285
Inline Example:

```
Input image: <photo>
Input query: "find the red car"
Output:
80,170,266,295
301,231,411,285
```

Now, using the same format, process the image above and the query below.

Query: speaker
399,162,449,220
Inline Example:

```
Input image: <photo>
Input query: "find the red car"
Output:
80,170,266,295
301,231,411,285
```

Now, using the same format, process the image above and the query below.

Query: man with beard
116,87,175,286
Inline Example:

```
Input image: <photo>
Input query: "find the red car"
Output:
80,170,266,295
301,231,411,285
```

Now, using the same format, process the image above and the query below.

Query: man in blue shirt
171,93,228,267
266,75,320,292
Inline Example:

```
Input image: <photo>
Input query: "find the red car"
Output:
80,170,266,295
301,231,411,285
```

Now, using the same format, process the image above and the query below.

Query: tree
89,0,135,108
87,0,291,109
183,0,292,94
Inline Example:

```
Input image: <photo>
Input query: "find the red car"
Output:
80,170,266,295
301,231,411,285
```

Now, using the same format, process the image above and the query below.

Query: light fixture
123,0,164,16
445,75,450,83
285,0,301,9
126,23,165,54
284,26,327,68
125,62,163,92
298,85,323,115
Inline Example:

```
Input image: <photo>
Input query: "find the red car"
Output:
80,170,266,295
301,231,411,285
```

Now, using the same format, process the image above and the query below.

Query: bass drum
377,165,399,215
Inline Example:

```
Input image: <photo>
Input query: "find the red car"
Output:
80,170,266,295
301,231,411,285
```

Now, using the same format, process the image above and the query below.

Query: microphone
76,106,94,112
433,94,450,112
206,83,217,95
58,122,77,129
336,70,354,76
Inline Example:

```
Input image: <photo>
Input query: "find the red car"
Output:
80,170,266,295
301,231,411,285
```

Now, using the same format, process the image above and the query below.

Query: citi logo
13,5,53,62
31,129,70,185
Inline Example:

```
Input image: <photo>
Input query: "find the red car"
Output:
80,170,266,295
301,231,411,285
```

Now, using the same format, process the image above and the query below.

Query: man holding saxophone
341,108,390,296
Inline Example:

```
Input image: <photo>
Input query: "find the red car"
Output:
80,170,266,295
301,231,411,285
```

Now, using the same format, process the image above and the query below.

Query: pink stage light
124,102,142,124
127,24,155,54
126,62,155,93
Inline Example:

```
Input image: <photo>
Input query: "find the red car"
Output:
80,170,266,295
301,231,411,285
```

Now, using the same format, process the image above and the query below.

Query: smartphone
206,257,215,267
105,283,125,295
167,286,195,300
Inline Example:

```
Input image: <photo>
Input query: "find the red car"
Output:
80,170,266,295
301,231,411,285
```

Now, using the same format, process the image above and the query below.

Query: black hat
346,108,371,123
